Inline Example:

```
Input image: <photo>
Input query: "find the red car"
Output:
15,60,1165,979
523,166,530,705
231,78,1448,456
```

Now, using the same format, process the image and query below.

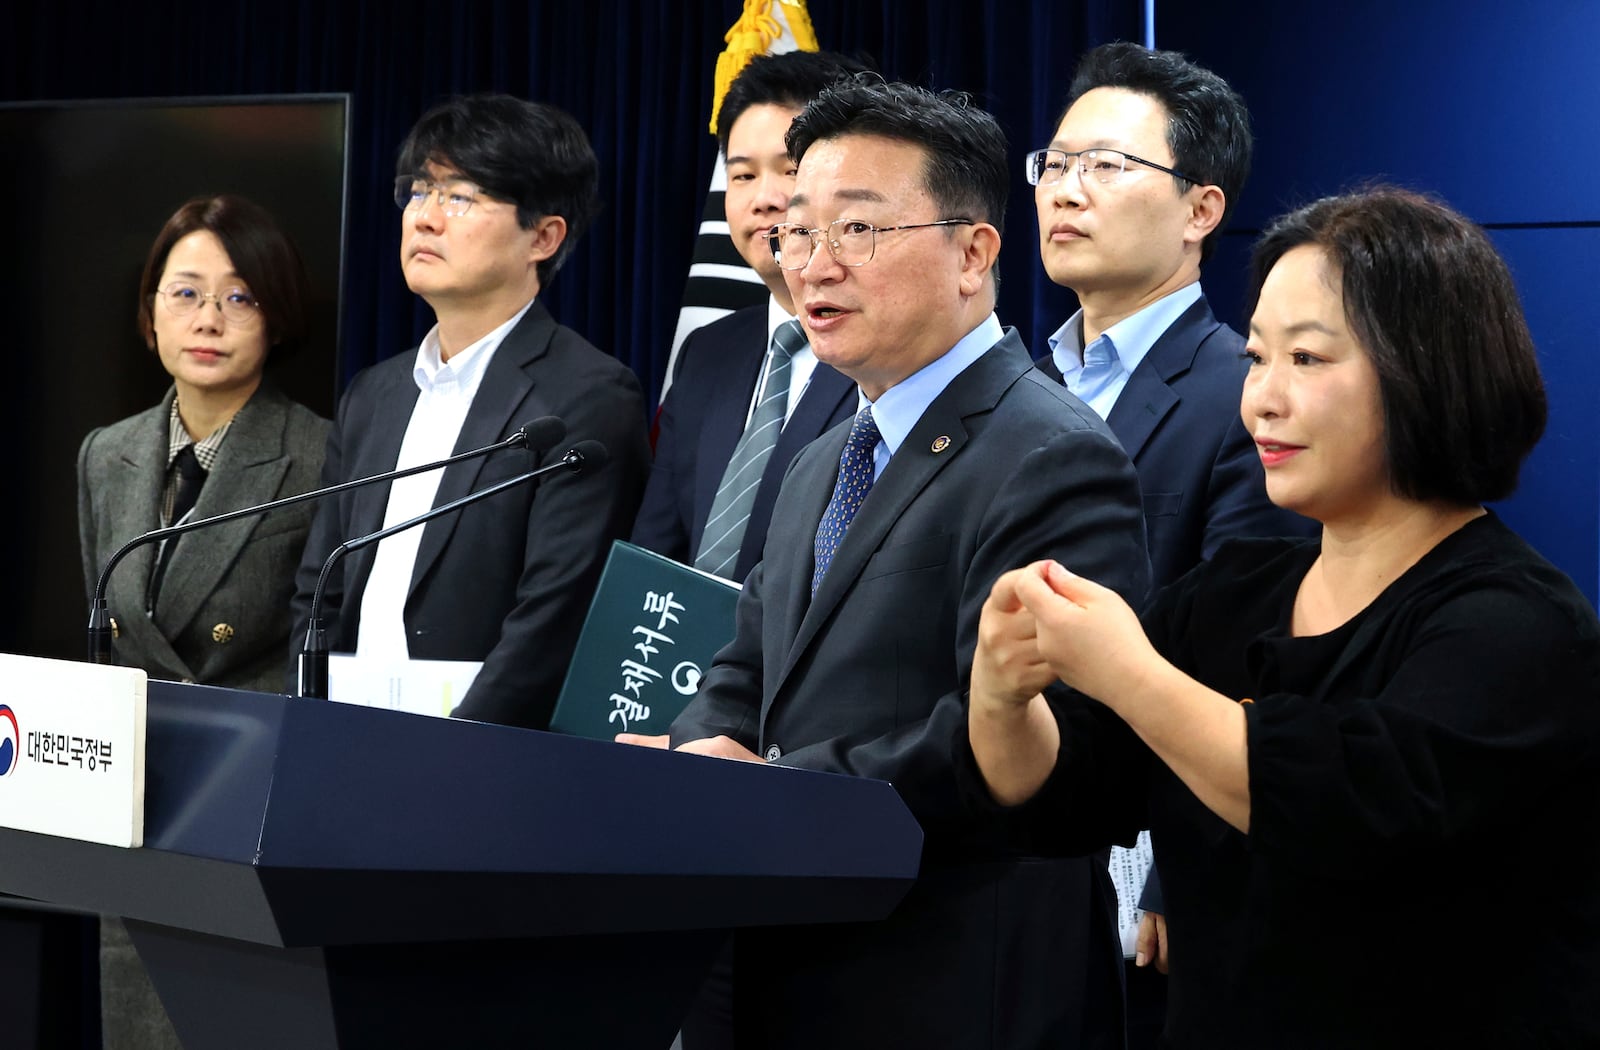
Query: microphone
296,439,610,699
86,416,566,664
563,438,609,474
508,417,567,449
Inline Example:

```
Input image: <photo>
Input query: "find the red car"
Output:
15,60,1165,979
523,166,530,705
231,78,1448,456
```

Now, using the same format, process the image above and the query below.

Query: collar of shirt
412,297,535,398
759,295,819,425
863,311,1003,478
1047,281,1204,407
166,394,234,471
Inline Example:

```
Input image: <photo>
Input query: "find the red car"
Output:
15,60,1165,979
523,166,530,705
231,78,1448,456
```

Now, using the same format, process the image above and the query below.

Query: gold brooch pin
930,435,951,453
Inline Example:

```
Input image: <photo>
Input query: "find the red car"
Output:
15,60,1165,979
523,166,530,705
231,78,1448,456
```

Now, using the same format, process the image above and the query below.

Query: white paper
327,653,482,719
1108,830,1155,958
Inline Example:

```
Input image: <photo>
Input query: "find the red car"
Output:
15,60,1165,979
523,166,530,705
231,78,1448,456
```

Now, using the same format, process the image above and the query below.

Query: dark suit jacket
671,331,1150,1049
288,302,650,729
78,384,329,693
631,304,855,582
1038,295,1313,591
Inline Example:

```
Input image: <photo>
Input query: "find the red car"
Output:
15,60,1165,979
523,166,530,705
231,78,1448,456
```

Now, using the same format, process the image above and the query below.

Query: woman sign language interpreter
966,187,1600,1048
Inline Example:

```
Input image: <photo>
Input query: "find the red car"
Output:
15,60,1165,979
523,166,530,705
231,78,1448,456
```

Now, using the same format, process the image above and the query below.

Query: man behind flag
660,0,824,397
631,49,869,581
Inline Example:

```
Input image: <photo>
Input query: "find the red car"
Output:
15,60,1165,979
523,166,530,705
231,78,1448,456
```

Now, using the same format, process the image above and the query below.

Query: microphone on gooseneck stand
86,416,567,665
296,439,610,699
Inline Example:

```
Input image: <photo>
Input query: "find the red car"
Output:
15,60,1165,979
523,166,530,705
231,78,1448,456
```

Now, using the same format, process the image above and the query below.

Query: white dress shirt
354,300,534,657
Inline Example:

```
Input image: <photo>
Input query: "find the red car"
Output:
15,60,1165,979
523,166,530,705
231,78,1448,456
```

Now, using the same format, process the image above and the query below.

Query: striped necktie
811,406,880,596
693,319,806,577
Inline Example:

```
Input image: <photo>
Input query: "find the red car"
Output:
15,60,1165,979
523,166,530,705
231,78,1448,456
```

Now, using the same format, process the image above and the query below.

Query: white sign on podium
0,654,145,848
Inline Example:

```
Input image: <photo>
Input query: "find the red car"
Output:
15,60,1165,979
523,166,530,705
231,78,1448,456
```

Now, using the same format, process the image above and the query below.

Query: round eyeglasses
394,176,486,217
1024,148,1199,188
768,218,975,271
156,283,262,325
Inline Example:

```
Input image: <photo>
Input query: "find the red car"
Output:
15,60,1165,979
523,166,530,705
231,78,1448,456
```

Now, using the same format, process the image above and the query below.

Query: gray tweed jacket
77,383,329,693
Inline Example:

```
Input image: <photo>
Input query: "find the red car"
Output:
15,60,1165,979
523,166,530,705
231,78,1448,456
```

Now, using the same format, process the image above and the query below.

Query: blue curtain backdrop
2,0,1138,407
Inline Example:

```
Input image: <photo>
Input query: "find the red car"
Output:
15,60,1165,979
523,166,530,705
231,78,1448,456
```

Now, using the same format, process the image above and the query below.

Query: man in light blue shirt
1027,42,1314,1048
1030,43,1308,591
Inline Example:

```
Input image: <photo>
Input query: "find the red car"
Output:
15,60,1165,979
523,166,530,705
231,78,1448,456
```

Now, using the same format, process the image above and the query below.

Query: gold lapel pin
930,435,952,453
212,623,235,644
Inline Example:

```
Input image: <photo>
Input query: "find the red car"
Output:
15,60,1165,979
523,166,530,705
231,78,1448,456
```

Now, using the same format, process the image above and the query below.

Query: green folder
549,541,741,739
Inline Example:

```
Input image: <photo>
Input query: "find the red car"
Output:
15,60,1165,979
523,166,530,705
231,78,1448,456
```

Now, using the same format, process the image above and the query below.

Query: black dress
1005,513,1600,1048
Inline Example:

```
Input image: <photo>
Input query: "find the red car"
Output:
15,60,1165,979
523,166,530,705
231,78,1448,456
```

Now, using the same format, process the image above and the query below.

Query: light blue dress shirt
858,312,1004,479
1047,282,1203,421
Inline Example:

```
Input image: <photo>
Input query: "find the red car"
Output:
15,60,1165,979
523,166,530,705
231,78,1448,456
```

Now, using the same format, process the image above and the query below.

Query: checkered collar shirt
161,396,234,526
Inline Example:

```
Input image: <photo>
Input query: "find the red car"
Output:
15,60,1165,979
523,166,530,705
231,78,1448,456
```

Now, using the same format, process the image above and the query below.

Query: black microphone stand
87,421,561,665
296,443,603,699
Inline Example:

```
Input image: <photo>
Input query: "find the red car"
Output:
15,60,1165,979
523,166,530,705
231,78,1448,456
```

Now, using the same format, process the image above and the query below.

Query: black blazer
672,331,1151,1049
1038,295,1313,591
288,302,650,729
631,304,855,581
78,384,328,693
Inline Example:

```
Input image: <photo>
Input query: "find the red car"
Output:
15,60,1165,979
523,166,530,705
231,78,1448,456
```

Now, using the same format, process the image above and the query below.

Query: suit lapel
769,427,844,692
736,363,857,581
691,312,768,536
102,395,180,668
152,387,292,639
407,303,552,594
1103,297,1222,464
772,332,1033,695
340,363,422,611
1105,365,1179,463
773,363,855,471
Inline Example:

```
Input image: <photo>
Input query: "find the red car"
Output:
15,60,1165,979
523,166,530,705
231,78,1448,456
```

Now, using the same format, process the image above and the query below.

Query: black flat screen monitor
0,93,348,661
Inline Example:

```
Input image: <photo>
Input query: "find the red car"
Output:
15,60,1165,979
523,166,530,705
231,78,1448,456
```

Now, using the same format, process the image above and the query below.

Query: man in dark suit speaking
290,95,648,729
631,51,866,582
634,80,1150,1049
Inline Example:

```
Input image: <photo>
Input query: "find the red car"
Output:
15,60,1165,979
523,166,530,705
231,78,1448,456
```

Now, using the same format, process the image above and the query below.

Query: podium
0,680,922,1048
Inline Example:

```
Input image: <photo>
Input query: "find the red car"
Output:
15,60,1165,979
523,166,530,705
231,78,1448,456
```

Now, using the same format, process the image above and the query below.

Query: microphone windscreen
567,439,610,474
517,416,566,448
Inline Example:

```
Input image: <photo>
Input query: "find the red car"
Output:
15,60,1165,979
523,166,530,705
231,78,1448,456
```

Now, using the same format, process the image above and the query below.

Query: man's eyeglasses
155,283,262,326
768,218,975,271
1024,148,1199,188
394,176,488,217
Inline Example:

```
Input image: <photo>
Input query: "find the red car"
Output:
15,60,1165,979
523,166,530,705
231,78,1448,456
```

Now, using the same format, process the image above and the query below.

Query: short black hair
716,50,874,156
786,78,1009,238
1248,187,1546,505
138,194,310,358
1064,42,1252,263
397,94,600,286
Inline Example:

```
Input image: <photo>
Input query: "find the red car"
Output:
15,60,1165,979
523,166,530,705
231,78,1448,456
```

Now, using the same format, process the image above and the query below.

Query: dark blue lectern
0,681,922,1048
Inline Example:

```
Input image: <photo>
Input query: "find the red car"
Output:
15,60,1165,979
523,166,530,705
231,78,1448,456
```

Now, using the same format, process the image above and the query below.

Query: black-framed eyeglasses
394,175,487,217
155,282,262,326
1024,148,1200,188
768,218,975,271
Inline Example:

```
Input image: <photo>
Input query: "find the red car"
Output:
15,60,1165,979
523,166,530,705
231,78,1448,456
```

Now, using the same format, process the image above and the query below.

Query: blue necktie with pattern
812,406,880,596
